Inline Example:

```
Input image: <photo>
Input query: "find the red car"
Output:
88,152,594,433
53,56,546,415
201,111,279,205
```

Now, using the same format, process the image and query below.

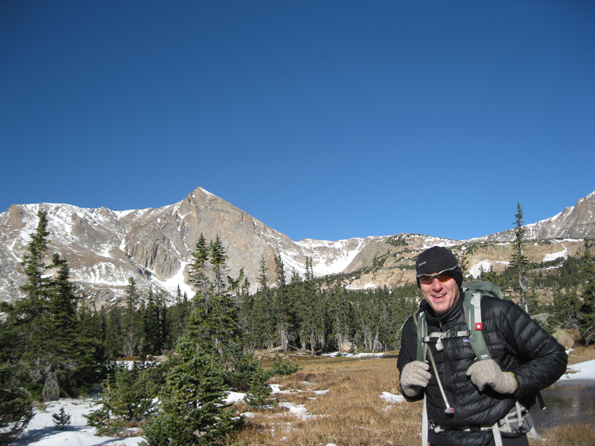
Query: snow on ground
16,356,595,445
559,358,595,382
13,397,144,446
381,392,405,403
319,351,385,358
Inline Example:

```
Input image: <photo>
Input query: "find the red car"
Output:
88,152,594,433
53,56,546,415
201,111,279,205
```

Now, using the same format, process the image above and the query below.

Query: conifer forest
1,211,594,444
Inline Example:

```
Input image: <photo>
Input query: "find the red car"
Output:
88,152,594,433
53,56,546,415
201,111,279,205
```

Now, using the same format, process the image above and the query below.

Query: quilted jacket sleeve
496,299,568,401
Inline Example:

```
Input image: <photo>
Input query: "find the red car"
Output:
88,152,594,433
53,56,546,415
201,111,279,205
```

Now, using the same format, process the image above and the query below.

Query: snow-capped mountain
0,188,382,304
1,187,593,305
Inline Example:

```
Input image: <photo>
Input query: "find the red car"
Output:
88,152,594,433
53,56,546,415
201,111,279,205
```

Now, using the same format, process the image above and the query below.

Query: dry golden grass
567,345,595,366
530,423,595,446
230,355,421,445
228,347,595,445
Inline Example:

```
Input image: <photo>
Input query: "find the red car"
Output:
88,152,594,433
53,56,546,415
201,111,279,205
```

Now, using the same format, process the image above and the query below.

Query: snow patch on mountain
468,260,510,279
79,262,130,287
543,248,568,262
153,261,193,299
295,237,370,277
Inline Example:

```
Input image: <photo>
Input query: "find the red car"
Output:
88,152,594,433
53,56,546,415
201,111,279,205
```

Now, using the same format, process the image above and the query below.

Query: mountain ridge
1,187,593,305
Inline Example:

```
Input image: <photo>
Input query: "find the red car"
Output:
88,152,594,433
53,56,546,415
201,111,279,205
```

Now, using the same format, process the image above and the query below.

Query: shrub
271,354,300,376
52,407,71,430
84,362,158,437
141,336,244,446
0,363,34,445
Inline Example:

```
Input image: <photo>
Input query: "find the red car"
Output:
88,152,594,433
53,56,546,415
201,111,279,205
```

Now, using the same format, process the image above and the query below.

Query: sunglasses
417,266,458,285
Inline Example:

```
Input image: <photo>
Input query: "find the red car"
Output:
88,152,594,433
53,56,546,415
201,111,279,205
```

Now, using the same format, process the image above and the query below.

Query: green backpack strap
416,310,428,362
462,281,504,361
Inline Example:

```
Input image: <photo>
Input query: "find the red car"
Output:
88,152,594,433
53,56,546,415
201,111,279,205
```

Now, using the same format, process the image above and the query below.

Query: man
397,246,567,446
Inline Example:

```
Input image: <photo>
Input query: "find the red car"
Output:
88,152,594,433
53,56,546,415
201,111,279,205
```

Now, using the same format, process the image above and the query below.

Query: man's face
419,272,460,316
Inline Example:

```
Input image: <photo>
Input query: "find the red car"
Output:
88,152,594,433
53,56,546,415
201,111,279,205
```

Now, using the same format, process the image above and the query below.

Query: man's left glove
466,359,517,394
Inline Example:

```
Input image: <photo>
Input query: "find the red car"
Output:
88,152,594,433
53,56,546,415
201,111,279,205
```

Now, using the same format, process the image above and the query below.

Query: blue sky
1,1,594,242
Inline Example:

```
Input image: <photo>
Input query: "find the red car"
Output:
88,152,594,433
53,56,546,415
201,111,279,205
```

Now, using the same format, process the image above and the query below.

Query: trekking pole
427,346,454,414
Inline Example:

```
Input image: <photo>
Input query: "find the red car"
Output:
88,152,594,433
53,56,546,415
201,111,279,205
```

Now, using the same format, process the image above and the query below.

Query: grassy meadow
228,347,595,446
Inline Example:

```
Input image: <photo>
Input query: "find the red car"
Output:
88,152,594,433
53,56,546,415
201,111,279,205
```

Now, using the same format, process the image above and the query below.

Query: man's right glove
400,360,431,397
466,359,517,394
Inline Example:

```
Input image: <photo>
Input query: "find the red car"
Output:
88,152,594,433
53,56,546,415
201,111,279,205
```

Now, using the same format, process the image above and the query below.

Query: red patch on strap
475,322,483,330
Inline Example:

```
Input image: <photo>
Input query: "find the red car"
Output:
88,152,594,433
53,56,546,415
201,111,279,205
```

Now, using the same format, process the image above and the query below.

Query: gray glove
466,359,517,394
400,361,431,397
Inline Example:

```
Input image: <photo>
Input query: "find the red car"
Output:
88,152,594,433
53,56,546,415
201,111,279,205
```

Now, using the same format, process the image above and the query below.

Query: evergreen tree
52,407,71,430
327,285,353,352
209,235,228,297
551,288,580,330
142,289,163,357
189,233,210,297
0,363,34,445
272,255,294,352
510,203,530,312
299,280,326,355
48,254,78,333
185,292,239,355
18,211,51,318
164,292,189,351
227,268,245,296
104,307,123,360
122,278,142,358
257,256,269,292
478,265,507,289
251,289,275,349
85,363,158,437
1,211,97,400
274,253,286,289
305,256,314,281
580,239,595,345
142,336,243,445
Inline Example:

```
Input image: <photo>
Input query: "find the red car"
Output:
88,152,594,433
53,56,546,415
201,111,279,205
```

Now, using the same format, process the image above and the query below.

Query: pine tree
7,211,52,330
122,278,142,358
227,268,245,296
580,239,595,345
510,203,530,312
85,363,158,436
48,254,78,333
258,256,269,292
479,265,506,289
305,256,314,281
142,289,163,357
185,293,239,355
18,211,51,317
142,336,243,445
275,253,286,289
189,233,210,297
328,285,353,353
52,407,71,430
1,211,95,401
272,255,294,352
104,308,123,360
0,363,34,445
209,235,228,297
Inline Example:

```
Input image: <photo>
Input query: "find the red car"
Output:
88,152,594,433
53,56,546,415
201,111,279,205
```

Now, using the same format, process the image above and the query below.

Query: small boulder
553,329,574,348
